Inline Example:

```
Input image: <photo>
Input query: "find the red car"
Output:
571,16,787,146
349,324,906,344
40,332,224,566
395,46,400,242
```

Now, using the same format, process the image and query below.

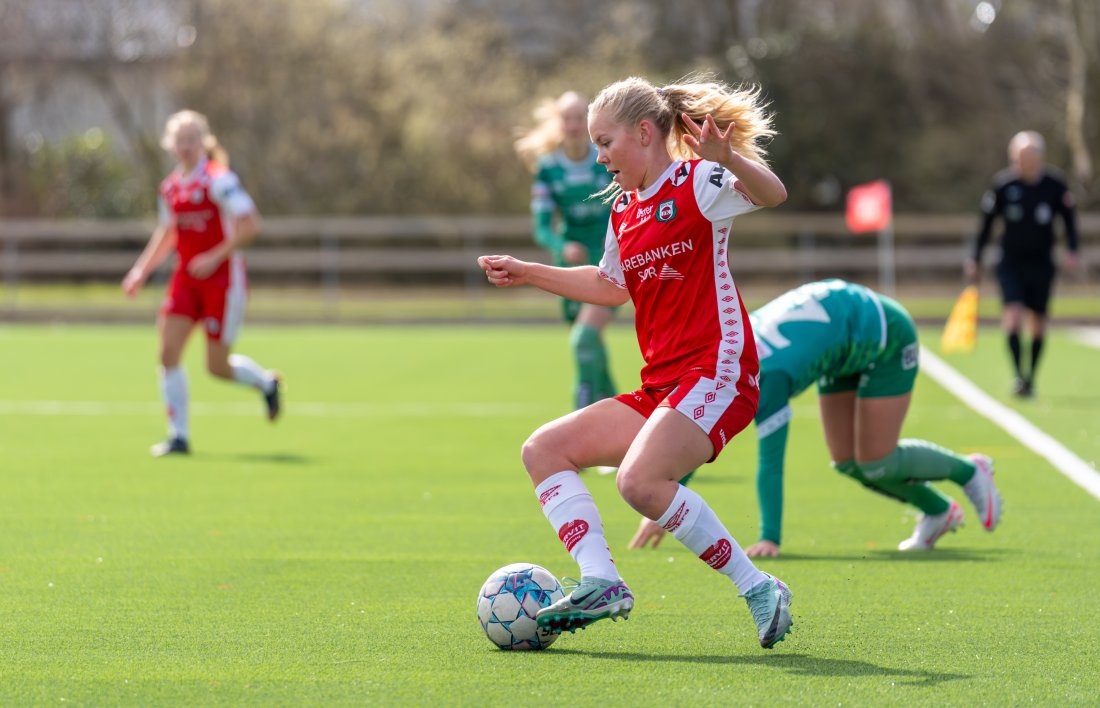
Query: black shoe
1012,377,1034,399
264,374,283,421
150,437,190,457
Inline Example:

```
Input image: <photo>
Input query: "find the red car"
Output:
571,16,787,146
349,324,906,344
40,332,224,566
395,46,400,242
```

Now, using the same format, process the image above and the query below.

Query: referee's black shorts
996,260,1056,315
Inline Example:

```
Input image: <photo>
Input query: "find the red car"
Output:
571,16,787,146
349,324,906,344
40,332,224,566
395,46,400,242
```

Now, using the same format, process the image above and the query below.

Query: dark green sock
859,439,976,486
834,459,951,516
571,324,607,409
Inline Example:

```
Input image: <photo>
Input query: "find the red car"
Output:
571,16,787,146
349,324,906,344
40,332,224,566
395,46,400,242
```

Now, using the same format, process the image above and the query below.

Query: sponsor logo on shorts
718,429,728,446
662,502,689,532
700,538,732,569
206,318,220,335
722,296,734,303
558,520,589,552
705,392,717,404
693,405,705,420
539,485,562,507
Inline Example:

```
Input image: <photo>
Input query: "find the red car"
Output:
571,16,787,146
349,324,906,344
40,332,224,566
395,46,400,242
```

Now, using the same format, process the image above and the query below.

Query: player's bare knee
615,467,650,511
521,427,570,479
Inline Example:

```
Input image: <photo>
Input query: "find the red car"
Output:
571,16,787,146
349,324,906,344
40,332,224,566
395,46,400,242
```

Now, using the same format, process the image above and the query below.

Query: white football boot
963,454,1002,531
898,500,964,551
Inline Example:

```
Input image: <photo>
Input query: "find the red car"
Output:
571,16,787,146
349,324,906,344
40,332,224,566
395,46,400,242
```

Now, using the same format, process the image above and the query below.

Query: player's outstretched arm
122,225,177,297
477,255,630,307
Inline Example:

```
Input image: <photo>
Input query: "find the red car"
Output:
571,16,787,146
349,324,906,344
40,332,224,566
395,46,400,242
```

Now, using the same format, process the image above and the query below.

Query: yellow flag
941,286,979,353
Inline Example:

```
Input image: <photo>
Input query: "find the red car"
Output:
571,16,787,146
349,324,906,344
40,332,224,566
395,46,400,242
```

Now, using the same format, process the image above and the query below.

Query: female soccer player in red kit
123,110,281,457
478,76,793,648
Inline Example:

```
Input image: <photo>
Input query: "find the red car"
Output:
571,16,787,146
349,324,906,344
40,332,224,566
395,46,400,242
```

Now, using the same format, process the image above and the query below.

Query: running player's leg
524,398,643,632
202,264,281,420
571,303,614,409
154,313,195,456
618,385,792,648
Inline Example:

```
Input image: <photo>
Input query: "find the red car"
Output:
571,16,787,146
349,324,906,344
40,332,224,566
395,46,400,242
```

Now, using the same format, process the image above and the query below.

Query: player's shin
535,471,618,581
229,353,275,392
655,483,766,593
859,440,977,486
159,366,189,441
834,459,951,515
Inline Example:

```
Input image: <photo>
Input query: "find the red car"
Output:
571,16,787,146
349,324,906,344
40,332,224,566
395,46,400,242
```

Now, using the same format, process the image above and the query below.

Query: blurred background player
515,92,617,410
122,110,282,457
480,75,793,648
965,130,1081,398
629,280,1003,554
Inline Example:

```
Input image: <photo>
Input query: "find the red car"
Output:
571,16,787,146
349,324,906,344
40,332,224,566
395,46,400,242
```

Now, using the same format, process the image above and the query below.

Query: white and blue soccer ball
476,562,564,650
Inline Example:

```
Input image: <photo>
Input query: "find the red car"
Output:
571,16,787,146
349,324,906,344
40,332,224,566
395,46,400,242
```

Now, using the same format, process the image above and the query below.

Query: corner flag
846,180,892,234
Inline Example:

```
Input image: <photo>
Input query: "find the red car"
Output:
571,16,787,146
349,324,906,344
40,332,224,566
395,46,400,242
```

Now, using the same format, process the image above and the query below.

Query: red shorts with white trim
160,261,248,345
613,372,759,462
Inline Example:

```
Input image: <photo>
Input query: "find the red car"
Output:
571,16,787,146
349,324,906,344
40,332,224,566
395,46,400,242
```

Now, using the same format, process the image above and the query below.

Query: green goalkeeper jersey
531,145,612,265
751,280,888,544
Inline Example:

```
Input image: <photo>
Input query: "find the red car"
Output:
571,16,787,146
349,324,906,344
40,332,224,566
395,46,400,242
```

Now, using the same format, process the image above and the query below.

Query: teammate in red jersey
478,75,794,648
122,110,281,457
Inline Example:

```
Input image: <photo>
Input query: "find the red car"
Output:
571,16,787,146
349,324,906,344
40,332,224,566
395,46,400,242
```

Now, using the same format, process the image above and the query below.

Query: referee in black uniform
965,131,1081,398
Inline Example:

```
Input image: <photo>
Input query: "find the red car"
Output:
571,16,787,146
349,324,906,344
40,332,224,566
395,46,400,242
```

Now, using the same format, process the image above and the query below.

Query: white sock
655,484,766,593
229,353,273,392
535,471,619,582
159,366,189,441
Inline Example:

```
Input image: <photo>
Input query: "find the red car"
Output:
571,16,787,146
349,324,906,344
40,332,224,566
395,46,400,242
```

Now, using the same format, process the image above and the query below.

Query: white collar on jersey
636,160,682,202
175,156,208,182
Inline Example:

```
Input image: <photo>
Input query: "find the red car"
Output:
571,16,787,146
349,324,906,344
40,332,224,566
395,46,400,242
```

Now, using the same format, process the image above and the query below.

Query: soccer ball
476,562,565,650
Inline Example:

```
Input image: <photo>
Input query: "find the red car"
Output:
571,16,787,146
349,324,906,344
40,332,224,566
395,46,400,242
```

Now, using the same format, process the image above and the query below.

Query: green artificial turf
0,324,1097,704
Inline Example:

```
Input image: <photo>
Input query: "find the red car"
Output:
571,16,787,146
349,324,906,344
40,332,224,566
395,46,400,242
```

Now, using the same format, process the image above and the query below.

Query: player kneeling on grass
479,75,794,648
629,280,1003,555
122,110,282,457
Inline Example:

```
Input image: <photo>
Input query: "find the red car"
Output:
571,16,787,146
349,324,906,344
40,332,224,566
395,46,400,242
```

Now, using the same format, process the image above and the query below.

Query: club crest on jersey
190,189,204,204
656,200,677,222
613,193,632,213
670,162,690,186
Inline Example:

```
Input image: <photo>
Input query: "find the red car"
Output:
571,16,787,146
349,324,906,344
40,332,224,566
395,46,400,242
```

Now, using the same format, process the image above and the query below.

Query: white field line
0,400,546,418
1072,326,1100,350
920,346,1100,503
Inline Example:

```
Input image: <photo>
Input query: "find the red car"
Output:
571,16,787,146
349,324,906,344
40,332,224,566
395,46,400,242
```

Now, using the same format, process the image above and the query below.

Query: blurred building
0,0,192,158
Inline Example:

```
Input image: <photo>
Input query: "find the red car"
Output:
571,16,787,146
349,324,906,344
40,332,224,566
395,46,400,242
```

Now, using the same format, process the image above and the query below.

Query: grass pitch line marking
1072,327,1100,350
0,400,546,418
920,346,1100,503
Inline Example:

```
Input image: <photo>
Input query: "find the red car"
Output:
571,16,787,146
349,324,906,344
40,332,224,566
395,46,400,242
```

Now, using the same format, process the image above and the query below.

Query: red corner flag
846,180,892,233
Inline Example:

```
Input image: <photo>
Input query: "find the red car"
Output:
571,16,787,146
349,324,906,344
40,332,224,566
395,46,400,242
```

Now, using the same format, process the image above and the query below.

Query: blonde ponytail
590,73,776,166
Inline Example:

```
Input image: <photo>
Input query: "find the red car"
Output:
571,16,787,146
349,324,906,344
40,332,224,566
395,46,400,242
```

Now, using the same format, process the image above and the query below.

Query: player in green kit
629,280,1003,553
516,92,616,409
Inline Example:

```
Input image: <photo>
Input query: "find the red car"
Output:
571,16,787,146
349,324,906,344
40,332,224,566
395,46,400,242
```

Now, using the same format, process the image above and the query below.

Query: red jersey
158,158,256,278
598,159,761,390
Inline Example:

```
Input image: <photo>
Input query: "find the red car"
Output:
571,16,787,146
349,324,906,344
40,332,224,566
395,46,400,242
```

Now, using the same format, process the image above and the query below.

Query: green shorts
817,295,919,398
